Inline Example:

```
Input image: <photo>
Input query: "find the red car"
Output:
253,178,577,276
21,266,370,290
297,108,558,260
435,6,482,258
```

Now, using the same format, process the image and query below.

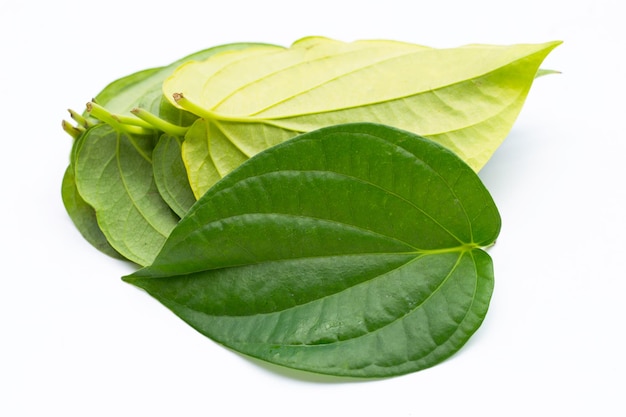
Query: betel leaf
164,36,560,197
74,124,179,266
61,126,123,259
94,42,284,118
62,64,175,262
124,123,501,377
152,134,196,217
181,117,299,199
61,165,124,259
63,42,284,262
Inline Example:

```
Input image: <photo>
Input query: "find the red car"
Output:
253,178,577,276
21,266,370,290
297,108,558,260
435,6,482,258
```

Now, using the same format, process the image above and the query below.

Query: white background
1,0,624,415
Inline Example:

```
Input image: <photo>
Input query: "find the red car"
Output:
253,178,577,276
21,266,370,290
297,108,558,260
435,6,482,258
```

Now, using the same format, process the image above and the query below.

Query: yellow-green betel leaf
163,36,560,197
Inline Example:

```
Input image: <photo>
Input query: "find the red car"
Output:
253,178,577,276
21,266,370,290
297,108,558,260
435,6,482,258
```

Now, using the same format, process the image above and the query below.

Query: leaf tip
535,68,562,78
121,273,140,286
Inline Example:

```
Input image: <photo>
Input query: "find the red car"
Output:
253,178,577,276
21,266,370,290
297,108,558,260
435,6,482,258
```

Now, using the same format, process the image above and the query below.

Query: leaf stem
62,120,84,139
172,93,214,120
131,107,189,137
87,102,154,128
172,93,288,128
86,102,154,136
68,109,95,128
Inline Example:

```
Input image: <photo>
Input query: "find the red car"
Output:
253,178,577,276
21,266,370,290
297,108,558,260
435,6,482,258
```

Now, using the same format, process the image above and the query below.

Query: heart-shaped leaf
164,37,560,197
74,124,179,266
124,123,501,377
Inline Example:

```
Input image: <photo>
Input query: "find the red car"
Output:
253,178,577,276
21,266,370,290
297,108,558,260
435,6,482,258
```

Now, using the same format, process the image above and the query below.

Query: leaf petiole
131,107,189,137
172,93,272,125
68,109,96,129
61,120,85,139
172,93,208,119
86,102,154,136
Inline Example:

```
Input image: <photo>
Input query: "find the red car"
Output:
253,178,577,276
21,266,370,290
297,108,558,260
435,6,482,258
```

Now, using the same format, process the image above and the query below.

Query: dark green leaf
124,123,501,377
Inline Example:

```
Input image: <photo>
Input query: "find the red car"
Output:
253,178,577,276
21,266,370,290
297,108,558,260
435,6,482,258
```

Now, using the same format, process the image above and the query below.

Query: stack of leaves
62,36,560,377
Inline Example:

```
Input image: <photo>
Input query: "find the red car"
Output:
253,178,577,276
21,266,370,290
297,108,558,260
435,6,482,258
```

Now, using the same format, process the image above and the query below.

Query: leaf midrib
252,251,467,346
140,231,478,282
114,132,170,245
205,46,542,122
212,44,422,116
204,168,470,248
155,249,477,353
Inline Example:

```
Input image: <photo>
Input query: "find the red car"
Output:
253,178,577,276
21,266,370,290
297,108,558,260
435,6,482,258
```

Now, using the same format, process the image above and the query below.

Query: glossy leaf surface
165,37,560,196
125,123,501,377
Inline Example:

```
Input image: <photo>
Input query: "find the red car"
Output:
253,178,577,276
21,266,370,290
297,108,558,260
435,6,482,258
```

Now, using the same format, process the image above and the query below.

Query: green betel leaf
164,37,560,197
61,165,124,259
74,124,179,266
124,123,501,377
63,43,284,261
152,134,196,217
61,125,126,260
